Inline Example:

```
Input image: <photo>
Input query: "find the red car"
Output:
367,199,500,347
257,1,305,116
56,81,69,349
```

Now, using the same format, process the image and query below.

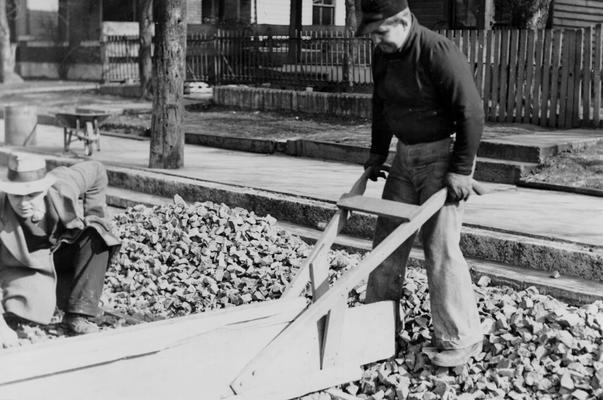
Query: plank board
514,30,528,122
490,30,501,121
583,26,593,124
594,25,603,126
337,195,420,221
532,29,545,125
506,29,519,122
232,189,447,394
570,29,582,127
549,30,563,127
499,30,510,122
483,29,493,119
523,30,536,123
0,298,307,387
476,30,485,97
0,298,309,399
559,30,572,127
230,300,396,397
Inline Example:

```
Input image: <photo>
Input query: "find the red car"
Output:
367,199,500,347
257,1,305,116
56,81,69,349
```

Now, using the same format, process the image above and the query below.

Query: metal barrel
4,105,37,146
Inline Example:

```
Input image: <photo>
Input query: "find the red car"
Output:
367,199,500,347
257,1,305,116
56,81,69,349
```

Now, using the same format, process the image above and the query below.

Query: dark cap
355,0,409,36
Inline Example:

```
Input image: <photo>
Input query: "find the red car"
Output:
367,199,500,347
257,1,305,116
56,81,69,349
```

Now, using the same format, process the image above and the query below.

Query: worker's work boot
428,341,483,367
62,313,100,335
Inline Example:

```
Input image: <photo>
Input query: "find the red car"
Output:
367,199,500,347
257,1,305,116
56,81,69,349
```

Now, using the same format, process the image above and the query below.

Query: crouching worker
0,153,120,347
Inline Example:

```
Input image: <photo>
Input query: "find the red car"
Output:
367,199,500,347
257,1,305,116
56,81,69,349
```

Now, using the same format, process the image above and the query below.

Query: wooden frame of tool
229,168,449,397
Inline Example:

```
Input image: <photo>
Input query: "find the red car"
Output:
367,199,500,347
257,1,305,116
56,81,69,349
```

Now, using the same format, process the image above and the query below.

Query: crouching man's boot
429,341,483,367
62,313,100,335
0,315,18,348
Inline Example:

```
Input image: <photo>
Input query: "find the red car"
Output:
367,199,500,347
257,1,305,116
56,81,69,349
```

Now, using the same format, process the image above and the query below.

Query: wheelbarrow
55,111,110,156
0,170,485,399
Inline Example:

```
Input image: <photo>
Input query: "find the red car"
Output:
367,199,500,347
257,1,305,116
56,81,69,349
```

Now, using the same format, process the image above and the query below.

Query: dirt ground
523,142,603,190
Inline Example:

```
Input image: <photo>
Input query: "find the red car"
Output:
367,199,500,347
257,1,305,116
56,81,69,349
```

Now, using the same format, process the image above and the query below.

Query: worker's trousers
365,137,483,350
54,228,110,317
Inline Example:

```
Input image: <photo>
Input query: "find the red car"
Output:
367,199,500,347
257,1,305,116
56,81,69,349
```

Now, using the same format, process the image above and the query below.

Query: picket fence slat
594,25,602,126
559,31,571,127
551,30,563,127
514,30,527,122
490,30,501,121
507,29,519,122
583,27,592,124
499,30,510,122
523,30,535,124
571,29,583,128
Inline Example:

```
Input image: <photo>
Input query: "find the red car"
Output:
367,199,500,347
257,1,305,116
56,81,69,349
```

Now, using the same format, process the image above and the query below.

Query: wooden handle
471,180,488,196
347,168,372,196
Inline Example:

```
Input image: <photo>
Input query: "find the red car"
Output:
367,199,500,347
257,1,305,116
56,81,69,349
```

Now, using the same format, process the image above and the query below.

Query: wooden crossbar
230,188,447,394
337,195,420,221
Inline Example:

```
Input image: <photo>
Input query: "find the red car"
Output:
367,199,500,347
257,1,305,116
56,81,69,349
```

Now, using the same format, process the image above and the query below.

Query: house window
313,0,335,25
452,0,478,28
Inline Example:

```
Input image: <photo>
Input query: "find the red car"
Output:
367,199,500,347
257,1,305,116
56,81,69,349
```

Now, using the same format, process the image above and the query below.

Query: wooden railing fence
101,26,603,128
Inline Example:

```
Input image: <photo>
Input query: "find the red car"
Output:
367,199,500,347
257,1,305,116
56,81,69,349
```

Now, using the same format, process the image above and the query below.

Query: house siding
553,0,603,28
256,0,291,25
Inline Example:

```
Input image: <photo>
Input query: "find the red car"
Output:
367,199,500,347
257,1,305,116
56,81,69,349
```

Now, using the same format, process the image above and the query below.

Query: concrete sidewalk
0,80,100,96
1,123,602,248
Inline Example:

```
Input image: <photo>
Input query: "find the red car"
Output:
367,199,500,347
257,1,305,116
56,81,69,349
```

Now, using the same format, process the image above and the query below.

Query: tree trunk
0,0,22,83
139,0,153,99
287,0,302,64
342,0,357,90
345,0,357,30
149,0,186,169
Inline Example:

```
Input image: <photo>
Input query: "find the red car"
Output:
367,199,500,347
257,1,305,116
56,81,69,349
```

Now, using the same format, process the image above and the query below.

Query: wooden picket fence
440,26,603,128
185,30,374,89
102,26,603,128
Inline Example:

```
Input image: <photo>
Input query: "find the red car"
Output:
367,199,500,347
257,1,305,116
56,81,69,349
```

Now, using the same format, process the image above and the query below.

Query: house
408,0,495,29
196,0,346,27
9,0,59,41
551,0,603,29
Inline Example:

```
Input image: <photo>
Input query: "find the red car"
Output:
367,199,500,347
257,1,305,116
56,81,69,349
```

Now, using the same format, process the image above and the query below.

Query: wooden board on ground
0,298,307,386
0,300,395,400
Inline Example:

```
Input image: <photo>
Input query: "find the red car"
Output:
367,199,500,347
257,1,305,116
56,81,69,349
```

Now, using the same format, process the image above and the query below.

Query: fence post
570,29,583,128
582,26,593,126
593,24,602,127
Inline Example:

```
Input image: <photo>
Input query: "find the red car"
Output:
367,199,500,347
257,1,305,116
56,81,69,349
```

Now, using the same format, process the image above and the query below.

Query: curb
0,148,598,284
517,179,603,198
0,83,100,96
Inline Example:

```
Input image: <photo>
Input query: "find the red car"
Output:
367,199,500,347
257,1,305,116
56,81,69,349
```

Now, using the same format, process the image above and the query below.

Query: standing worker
357,0,484,367
0,153,120,347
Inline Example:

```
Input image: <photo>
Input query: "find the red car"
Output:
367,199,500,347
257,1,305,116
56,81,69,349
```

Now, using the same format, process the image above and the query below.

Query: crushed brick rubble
6,198,603,400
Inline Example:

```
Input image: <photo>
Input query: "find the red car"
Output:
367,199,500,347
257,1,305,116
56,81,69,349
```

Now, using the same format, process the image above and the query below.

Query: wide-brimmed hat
356,0,409,36
0,153,56,195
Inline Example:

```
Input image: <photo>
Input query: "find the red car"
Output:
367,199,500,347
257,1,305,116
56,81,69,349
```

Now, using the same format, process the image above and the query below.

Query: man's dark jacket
371,15,484,175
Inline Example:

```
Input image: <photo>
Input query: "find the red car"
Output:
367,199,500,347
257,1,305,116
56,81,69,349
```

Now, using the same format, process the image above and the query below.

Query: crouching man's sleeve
49,161,120,247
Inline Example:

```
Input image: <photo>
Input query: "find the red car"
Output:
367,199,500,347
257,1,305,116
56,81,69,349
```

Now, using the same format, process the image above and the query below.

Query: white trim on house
255,0,346,26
